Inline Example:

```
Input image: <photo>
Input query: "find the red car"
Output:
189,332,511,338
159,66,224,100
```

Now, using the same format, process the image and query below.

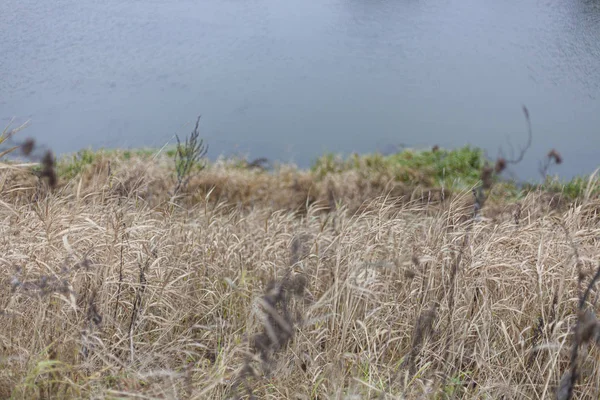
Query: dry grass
1,151,454,215
1,154,600,399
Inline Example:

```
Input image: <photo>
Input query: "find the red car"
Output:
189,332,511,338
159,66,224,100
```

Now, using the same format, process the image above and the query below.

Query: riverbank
1,145,600,398
2,145,598,215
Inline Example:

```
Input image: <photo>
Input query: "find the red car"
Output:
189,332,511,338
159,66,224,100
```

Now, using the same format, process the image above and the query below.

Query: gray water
2,0,599,180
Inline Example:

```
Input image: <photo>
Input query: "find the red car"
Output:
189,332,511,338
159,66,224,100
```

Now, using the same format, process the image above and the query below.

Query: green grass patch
56,148,160,179
57,149,97,180
311,146,488,189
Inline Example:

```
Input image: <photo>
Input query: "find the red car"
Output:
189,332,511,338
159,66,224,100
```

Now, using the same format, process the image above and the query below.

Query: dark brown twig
505,105,533,165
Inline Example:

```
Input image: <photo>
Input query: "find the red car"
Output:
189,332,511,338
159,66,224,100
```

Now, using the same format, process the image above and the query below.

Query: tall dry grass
1,154,600,399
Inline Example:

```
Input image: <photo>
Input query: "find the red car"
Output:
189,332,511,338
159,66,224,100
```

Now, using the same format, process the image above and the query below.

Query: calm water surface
2,0,599,179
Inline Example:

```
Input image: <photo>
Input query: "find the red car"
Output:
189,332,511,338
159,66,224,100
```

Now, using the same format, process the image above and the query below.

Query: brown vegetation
1,150,600,399
2,106,600,398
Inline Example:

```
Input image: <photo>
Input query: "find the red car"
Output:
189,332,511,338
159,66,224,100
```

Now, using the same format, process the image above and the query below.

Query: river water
2,0,599,179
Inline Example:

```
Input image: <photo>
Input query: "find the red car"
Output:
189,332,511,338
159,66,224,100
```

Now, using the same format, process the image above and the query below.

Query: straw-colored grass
1,153,600,399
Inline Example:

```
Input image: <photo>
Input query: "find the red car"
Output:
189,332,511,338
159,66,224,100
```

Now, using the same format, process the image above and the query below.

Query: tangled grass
1,148,600,399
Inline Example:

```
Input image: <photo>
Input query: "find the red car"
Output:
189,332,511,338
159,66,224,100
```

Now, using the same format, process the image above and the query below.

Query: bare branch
505,105,532,165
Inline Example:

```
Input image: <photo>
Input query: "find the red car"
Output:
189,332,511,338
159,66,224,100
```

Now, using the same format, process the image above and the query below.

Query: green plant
57,149,97,180
173,116,208,194
311,146,488,189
